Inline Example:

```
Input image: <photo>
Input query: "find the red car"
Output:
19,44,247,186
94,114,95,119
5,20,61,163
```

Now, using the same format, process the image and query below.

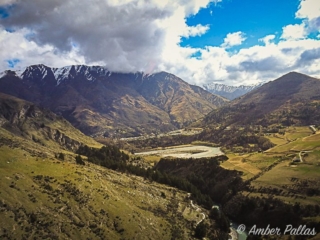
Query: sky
0,0,320,86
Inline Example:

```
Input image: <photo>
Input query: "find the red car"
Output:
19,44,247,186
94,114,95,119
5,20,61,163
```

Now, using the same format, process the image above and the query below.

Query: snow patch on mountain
19,64,113,86
202,82,263,100
53,66,73,85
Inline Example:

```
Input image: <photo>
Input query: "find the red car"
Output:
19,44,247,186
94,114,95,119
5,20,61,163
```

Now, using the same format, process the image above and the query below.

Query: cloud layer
0,0,320,86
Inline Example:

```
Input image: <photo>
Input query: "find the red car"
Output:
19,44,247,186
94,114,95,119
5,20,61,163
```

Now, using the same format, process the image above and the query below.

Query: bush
75,155,85,165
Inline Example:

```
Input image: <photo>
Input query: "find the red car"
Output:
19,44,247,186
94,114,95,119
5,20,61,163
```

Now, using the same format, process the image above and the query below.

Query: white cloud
0,0,320,87
221,31,246,48
0,0,216,73
281,24,307,40
295,0,320,35
296,0,320,20
0,27,86,71
259,35,275,45
184,24,210,38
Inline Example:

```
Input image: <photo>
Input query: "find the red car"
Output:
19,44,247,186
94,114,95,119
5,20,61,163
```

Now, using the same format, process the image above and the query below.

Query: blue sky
181,0,301,49
0,0,319,86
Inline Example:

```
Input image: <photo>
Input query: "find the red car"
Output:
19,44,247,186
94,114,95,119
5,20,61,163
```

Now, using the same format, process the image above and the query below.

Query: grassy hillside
0,93,222,239
0,145,207,239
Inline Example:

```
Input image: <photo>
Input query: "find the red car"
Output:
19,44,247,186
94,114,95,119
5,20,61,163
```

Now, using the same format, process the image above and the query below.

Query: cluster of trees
76,144,320,237
128,127,275,153
196,128,275,152
155,157,243,204
76,145,214,208
153,156,320,236
223,195,320,234
128,134,193,150
76,145,129,167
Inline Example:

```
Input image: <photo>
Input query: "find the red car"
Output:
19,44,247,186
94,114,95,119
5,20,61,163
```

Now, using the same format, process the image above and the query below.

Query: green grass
142,154,162,165
0,144,206,239
284,126,312,140
304,150,320,164
250,160,320,205
221,127,320,206
268,132,320,153
266,134,288,145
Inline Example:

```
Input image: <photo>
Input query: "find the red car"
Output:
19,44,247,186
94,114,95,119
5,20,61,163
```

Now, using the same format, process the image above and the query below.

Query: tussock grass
0,144,204,239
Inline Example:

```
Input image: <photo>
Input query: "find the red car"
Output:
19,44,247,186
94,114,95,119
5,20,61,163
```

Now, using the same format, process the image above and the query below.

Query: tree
209,207,220,220
58,153,65,160
75,155,85,165
195,221,208,239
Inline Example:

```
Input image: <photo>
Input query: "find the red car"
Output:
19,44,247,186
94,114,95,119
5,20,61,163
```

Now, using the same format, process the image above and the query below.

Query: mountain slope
0,65,228,137
200,72,320,127
202,82,262,100
0,92,101,153
0,92,222,239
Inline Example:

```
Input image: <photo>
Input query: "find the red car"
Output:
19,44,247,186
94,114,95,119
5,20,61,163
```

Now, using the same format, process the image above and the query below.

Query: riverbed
134,145,224,158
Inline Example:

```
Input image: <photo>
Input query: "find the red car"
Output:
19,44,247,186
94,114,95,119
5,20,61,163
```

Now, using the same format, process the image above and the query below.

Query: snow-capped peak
202,82,263,100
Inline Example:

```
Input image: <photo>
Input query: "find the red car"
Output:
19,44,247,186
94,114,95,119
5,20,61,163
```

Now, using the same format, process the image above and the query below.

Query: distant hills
2,65,319,139
199,72,320,128
0,64,228,137
202,82,263,100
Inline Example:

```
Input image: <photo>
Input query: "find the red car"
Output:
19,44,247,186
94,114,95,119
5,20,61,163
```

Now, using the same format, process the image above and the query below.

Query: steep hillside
0,65,228,137
0,93,101,153
0,93,221,239
200,72,320,128
0,144,209,239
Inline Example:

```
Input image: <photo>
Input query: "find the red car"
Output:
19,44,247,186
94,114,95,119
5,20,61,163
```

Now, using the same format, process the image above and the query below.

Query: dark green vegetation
77,144,320,238
127,127,275,153
154,156,320,238
77,145,217,210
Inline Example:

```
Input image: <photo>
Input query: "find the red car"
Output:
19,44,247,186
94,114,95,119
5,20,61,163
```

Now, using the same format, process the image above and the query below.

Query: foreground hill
0,145,209,239
200,72,320,128
0,65,228,137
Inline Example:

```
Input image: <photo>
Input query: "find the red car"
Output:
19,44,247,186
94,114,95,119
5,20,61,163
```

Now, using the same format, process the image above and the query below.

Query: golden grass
0,145,203,239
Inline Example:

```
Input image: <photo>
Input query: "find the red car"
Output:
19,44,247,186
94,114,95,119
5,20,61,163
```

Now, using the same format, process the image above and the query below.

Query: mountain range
200,72,320,128
0,64,228,137
1,66,320,239
202,82,263,100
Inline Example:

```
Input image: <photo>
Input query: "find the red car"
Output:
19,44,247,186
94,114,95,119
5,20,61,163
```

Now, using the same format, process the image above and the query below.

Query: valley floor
222,126,320,206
